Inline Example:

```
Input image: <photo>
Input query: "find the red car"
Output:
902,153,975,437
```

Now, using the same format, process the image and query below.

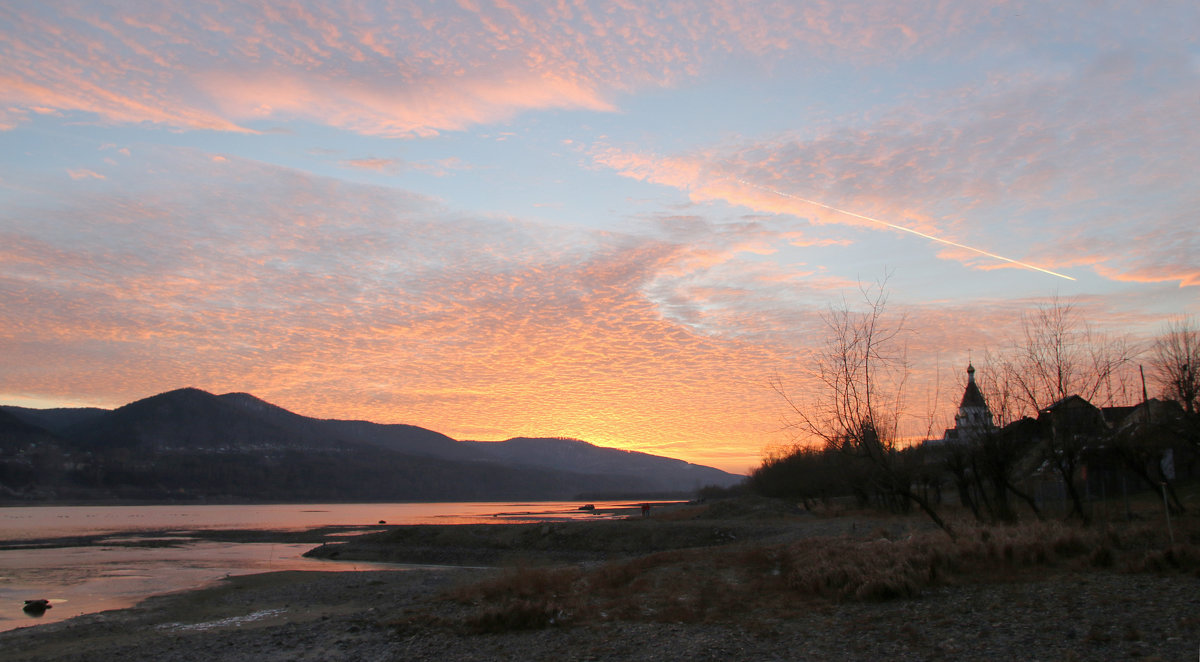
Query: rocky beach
2,500,1197,661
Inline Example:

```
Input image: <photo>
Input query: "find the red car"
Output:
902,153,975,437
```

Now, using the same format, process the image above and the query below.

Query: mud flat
3,501,1197,661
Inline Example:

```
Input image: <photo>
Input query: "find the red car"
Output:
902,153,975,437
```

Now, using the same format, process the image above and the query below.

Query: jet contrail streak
736,178,1075,281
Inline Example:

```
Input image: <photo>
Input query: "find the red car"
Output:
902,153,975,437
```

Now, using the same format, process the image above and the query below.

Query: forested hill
0,388,740,502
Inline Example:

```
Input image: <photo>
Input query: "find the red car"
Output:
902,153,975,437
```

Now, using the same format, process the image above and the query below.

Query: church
939,363,996,444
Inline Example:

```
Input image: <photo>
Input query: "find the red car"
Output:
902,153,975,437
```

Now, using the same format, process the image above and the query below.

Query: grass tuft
416,514,1200,633
466,599,573,633
1089,546,1115,568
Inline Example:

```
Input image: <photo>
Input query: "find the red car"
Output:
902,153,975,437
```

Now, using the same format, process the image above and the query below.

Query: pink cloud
195,68,614,138
0,108,25,130
23,148,1117,470
1095,267,1200,289
593,48,1200,288
66,169,105,180
2,148,1181,471
0,1,1087,137
339,157,401,172
5,3,1197,472
1,149,815,471
781,232,852,248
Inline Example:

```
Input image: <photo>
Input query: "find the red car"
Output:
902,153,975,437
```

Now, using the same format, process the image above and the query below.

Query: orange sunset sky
1,1,1197,474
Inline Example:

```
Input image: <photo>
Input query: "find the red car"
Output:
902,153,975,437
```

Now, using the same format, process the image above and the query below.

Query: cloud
4,1,1152,137
339,157,401,172
5,1,1197,473
0,108,28,130
593,49,1200,287
1096,267,1200,289
1075,217,1200,289
783,233,852,248
192,67,615,138
66,169,106,180
3,144,1184,472
0,148,818,471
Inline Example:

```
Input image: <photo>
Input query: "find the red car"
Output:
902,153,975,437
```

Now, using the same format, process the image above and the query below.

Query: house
1038,395,1109,443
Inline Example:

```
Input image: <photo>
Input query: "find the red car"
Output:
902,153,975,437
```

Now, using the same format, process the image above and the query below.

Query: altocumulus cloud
0,147,821,470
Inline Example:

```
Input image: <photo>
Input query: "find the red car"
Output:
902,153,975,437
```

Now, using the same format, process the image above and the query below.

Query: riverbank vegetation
382,492,1198,642
762,283,1197,536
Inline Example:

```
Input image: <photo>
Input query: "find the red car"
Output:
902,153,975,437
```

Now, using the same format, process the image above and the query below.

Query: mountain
0,388,741,502
0,405,107,437
64,387,338,452
0,409,60,451
0,410,69,499
460,437,735,491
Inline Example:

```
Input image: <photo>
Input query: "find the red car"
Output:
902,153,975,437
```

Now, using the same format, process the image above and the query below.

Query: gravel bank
2,567,1196,661
3,504,1198,661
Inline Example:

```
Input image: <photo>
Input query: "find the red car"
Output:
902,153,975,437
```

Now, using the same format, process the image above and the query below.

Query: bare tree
986,297,1139,524
774,277,953,537
1151,316,1199,415
750,444,847,509
938,419,1043,525
976,350,1025,427
1001,297,1140,416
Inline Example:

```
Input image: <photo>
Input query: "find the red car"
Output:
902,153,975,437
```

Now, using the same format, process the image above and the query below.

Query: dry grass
427,515,1200,633
448,566,584,632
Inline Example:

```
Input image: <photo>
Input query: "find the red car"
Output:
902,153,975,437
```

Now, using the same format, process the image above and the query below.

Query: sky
1,1,1197,474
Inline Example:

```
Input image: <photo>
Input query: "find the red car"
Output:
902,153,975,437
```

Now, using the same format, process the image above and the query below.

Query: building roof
959,364,988,409
1100,404,1138,426
960,380,987,409
1041,394,1093,414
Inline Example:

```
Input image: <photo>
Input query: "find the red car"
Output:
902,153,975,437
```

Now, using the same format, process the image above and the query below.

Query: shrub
1052,532,1089,559
423,514,1200,632
466,599,573,633
1089,546,1115,568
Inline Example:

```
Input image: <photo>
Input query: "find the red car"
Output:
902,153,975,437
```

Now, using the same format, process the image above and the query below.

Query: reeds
421,516,1198,633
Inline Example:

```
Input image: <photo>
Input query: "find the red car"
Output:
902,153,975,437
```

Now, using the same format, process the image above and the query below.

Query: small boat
578,504,595,511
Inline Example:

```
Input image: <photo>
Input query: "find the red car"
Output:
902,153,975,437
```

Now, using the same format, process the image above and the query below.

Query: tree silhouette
1151,316,1199,416
774,276,953,537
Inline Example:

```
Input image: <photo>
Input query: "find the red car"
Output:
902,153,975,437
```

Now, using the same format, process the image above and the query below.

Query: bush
1089,546,1115,568
421,516,1200,632
466,599,573,633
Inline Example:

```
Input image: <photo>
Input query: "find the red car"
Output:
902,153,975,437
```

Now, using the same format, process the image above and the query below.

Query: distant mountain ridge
0,388,740,502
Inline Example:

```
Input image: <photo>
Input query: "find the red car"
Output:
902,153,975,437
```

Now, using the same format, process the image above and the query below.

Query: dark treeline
755,286,1199,534
750,398,1197,525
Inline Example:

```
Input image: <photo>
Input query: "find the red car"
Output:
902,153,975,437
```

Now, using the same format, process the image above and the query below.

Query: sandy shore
3,502,1198,661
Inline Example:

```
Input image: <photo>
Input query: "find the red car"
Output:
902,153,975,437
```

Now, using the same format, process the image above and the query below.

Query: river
0,501,646,631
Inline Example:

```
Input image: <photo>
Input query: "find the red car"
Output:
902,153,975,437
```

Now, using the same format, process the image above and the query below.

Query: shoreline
0,496,698,509
0,502,698,633
3,503,1197,660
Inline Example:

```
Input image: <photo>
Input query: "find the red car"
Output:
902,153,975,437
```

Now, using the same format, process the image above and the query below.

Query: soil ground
2,498,1198,661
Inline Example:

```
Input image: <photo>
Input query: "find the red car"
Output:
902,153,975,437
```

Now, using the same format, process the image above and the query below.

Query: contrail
735,178,1075,281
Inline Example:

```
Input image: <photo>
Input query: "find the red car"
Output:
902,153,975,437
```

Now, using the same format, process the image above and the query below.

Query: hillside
0,388,740,502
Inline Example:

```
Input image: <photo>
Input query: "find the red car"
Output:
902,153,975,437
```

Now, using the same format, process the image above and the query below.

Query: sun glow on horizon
1,1,1195,478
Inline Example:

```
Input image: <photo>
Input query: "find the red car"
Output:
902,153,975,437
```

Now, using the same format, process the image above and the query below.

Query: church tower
944,363,996,443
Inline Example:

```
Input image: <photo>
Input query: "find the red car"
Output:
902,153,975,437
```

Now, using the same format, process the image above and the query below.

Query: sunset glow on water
0,502,651,541
0,502,651,631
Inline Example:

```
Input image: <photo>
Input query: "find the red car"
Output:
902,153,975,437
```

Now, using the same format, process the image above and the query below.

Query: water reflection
0,501,642,541
0,541,408,631
0,500,663,631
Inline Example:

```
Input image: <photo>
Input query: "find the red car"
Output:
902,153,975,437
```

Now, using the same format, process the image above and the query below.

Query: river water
0,501,641,631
